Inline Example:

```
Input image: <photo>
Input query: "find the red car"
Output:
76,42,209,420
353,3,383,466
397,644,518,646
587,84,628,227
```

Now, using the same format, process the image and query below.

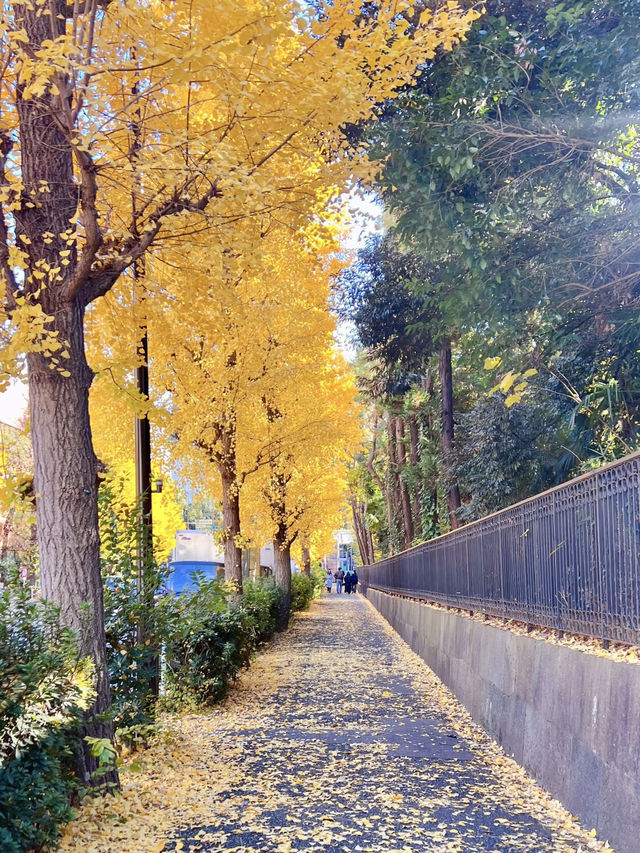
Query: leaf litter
59,595,613,852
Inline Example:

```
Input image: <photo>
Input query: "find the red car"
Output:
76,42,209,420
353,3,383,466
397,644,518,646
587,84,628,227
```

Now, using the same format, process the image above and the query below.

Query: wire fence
361,452,640,644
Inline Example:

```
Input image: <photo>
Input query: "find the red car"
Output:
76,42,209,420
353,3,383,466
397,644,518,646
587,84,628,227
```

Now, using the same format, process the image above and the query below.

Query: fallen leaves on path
59,596,613,852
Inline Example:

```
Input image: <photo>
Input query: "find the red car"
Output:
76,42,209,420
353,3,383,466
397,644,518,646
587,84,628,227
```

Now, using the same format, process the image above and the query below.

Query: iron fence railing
361,452,640,644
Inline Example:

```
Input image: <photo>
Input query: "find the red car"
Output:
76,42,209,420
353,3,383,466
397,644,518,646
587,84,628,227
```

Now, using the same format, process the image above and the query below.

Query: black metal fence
361,453,640,644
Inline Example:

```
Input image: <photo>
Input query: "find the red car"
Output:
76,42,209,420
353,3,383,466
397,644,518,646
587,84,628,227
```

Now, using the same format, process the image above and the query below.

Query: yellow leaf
484,356,502,370
499,371,517,393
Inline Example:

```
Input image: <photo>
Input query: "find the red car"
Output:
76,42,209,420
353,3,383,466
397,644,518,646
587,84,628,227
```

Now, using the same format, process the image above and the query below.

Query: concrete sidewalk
163,594,608,853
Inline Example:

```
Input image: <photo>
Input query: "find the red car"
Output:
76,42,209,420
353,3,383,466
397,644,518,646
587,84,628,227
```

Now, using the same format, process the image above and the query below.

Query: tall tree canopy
0,0,477,757
341,0,640,561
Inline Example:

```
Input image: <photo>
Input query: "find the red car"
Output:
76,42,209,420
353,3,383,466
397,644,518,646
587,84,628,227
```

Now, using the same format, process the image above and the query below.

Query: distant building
324,528,357,573
167,529,224,592
167,529,295,592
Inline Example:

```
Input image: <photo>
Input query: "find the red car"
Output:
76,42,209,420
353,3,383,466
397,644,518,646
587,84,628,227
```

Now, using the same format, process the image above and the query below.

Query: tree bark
301,544,311,576
220,471,243,592
350,498,366,564
431,488,439,532
438,340,461,530
394,416,414,547
210,414,243,592
133,328,159,700
386,415,403,548
350,497,373,565
273,526,291,632
365,422,393,557
0,505,15,564
408,413,423,539
12,0,119,785
28,299,115,783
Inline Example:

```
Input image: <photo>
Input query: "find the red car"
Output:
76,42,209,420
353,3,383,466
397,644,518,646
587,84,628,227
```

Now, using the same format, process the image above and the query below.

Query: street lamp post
134,331,152,545
134,329,160,698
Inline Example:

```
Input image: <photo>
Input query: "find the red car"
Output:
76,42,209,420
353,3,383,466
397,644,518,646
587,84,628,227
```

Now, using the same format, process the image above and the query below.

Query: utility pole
131,60,159,700
134,301,159,697
134,331,153,550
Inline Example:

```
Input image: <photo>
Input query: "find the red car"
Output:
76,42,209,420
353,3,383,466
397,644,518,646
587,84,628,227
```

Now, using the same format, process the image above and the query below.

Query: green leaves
86,737,118,770
0,578,95,851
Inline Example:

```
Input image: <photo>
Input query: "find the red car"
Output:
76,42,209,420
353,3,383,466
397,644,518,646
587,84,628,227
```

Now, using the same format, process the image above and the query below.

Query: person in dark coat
351,569,359,594
344,570,352,594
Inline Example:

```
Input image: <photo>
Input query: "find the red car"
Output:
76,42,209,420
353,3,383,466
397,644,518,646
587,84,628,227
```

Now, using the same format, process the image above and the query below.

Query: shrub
163,575,245,707
0,579,94,852
290,572,315,612
0,740,78,853
165,607,254,706
100,480,176,738
241,579,282,644
163,576,287,708
310,564,326,595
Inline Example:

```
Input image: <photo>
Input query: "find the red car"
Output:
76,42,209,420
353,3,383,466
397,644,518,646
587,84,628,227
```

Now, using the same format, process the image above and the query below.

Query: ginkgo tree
0,0,478,757
88,370,184,561
249,340,360,628
151,217,357,596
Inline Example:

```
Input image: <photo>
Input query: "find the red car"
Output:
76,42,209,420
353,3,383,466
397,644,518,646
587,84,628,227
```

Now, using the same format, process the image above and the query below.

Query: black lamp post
134,331,152,538
134,329,160,698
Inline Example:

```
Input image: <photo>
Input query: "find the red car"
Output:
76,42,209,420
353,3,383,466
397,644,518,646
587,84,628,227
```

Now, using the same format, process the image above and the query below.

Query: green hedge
290,573,315,612
0,581,94,853
241,579,282,643
162,576,284,709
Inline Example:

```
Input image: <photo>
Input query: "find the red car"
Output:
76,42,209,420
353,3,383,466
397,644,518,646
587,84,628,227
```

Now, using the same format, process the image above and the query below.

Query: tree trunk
438,340,461,530
13,0,118,785
394,416,414,547
0,505,15,564
221,474,243,592
365,423,393,557
431,488,439,532
28,299,115,784
350,497,374,566
273,528,291,631
301,544,311,576
133,329,159,700
408,414,422,539
349,498,367,565
220,472,243,592
386,415,403,548
218,419,243,592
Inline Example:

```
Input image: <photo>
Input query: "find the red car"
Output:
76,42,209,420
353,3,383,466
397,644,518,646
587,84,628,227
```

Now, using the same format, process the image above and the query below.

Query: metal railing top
362,451,640,645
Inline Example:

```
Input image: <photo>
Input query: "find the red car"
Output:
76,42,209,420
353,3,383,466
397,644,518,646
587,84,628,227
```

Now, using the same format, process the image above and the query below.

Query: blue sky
0,379,28,427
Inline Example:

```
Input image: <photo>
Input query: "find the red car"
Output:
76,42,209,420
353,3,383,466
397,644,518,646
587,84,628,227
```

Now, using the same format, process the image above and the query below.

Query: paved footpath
61,594,611,853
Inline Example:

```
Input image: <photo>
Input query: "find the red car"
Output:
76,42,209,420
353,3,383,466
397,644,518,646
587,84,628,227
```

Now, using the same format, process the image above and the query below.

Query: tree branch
79,178,223,305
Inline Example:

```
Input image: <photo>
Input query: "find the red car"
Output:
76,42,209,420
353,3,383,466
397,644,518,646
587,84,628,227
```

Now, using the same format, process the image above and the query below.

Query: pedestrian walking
351,569,359,594
325,569,333,593
335,567,345,594
344,570,353,594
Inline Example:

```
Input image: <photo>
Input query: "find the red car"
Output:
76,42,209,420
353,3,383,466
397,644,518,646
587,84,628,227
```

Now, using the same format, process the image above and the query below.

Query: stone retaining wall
366,588,640,853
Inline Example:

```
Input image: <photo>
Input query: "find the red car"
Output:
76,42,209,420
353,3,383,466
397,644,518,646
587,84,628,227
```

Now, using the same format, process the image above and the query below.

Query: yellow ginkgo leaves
485,359,538,407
